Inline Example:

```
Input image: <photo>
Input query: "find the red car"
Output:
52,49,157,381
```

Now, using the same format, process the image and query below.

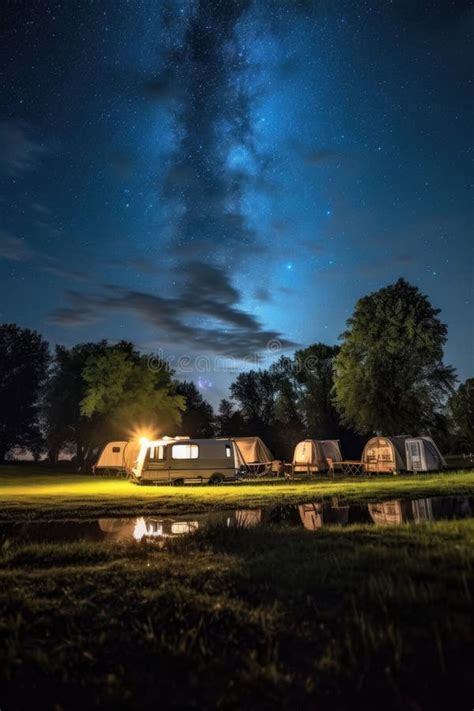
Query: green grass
1,466,473,522
0,520,472,709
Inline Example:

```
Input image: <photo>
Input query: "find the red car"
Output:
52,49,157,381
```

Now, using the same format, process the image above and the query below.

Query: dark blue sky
1,0,472,405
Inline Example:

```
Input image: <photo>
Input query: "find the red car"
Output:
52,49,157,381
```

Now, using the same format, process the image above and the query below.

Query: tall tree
43,340,122,465
333,278,456,435
216,398,245,436
0,324,49,461
43,341,183,466
294,344,341,437
81,347,184,444
173,381,214,438
230,370,277,429
448,378,474,453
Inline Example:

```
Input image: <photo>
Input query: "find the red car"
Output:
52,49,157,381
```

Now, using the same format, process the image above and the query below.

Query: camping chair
271,460,284,477
326,457,335,478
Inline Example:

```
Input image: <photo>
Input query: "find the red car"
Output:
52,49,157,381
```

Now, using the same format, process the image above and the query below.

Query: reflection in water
0,496,472,543
368,496,473,526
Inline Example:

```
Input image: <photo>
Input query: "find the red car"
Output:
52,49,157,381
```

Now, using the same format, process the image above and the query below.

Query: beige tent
231,437,274,464
292,439,342,475
94,440,141,474
362,436,446,474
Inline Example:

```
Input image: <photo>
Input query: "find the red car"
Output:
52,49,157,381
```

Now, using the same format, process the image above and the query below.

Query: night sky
1,0,472,405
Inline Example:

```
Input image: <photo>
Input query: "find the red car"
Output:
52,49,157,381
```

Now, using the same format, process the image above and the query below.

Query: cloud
0,231,33,261
51,261,297,359
41,262,87,281
0,121,50,174
0,231,88,281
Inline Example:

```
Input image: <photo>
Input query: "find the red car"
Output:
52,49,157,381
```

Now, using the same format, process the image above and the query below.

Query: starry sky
1,0,472,405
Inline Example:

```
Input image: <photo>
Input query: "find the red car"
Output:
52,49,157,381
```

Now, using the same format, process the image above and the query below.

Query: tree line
0,279,472,465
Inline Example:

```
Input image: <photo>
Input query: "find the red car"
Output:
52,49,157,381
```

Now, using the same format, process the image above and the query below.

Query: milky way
0,0,472,403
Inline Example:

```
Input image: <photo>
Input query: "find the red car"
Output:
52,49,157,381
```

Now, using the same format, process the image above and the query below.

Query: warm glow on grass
1,467,473,523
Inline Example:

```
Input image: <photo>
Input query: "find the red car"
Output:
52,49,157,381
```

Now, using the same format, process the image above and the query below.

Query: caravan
130,437,246,485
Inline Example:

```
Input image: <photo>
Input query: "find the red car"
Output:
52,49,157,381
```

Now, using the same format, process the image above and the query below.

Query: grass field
1,466,474,522
0,520,473,710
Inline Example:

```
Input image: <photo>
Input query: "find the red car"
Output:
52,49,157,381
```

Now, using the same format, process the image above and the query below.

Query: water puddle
1,496,472,543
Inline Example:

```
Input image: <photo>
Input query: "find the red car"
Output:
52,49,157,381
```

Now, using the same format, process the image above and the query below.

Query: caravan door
142,443,169,482
405,439,424,472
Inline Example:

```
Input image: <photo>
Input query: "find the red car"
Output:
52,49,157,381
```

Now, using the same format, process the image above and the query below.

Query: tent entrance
406,439,424,471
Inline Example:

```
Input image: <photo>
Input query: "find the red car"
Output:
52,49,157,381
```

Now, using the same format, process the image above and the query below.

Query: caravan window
147,445,164,462
171,443,199,460
225,444,231,458
112,446,121,453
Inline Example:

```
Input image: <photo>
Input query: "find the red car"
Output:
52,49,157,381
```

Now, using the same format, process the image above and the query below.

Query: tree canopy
173,381,214,438
0,324,49,460
43,341,183,465
333,278,456,435
81,346,184,437
448,378,474,453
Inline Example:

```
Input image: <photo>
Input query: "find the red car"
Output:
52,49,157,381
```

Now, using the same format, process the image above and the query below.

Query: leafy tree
229,368,301,457
270,349,363,459
230,370,277,428
294,344,341,437
216,398,245,436
173,381,214,438
43,341,183,466
333,278,456,435
448,378,474,453
81,347,184,442
0,324,49,461
43,340,122,465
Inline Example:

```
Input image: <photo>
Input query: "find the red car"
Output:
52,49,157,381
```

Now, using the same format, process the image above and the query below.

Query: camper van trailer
130,437,246,485
362,436,446,474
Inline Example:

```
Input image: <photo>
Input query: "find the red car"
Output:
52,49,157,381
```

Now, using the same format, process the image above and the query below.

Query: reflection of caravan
292,440,342,476
362,436,446,474
94,440,141,475
99,510,261,541
131,437,245,484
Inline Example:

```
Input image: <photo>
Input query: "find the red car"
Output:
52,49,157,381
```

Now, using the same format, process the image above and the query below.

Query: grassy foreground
0,520,473,710
1,467,474,522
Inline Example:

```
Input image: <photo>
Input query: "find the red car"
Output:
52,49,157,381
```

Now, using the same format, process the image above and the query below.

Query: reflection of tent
299,503,323,529
235,509,262,527
411,498,434,522
362,436,446,474
368,500,414,526
298,502,350,529
94,440,141,473
98,518,136,541
292,440,342,474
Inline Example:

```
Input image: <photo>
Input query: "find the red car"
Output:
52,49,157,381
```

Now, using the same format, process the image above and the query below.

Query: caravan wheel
172,478,184,486
209,473,224,485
